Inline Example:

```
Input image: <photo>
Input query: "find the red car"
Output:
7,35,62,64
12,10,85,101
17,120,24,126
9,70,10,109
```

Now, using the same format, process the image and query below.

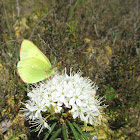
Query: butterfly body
17,39,56,83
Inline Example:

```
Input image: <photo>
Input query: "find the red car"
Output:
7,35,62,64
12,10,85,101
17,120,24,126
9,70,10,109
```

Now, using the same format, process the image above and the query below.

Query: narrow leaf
73,122,88,140
106,94,117,101
67,120,79,140
110,87,115,92
66,23,72,29
45,122,57,139
30,128,37,132
103,85,109,90
62,123,68,140
49,128,61,140
82,132,93,138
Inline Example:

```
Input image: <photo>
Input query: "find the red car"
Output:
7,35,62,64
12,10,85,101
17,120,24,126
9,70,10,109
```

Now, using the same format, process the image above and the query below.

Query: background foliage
0,0,140,139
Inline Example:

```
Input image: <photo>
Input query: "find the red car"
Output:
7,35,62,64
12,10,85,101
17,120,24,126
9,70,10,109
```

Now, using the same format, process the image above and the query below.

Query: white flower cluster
21,69,103,134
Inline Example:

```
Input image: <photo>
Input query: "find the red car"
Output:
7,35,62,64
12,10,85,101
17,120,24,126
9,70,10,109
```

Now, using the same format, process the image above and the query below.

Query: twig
94,24,99,38
29,11,52,40
89,0,100,38
2,0,11,32
37,34,58,57
13,0,20,28
134,0,139,31
1,39,23,46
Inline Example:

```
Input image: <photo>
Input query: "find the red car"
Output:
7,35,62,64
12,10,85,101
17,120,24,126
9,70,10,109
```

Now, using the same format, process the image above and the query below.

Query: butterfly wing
20,39,51,67
17,58,55,83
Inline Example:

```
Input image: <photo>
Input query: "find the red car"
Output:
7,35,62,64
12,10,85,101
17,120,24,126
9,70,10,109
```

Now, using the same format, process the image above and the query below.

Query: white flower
21,68,104,134
30,117,51,136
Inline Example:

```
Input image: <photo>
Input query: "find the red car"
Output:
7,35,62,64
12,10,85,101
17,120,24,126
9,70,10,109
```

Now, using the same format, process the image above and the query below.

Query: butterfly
17,39,56,83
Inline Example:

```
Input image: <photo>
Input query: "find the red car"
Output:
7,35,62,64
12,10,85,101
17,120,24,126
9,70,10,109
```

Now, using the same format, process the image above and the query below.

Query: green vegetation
0,0,139,139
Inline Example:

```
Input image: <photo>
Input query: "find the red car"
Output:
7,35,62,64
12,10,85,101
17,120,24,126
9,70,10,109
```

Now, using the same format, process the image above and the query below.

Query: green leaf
73,122,88,140
30,128,37,132
110,87,115,92
49,128,61,140
62,113,67,116
77,132,84,140
82,132,93,138
67,120,79,140
45,122,57,139
106,94,117,101
62,123,68,140
66,23,72,29
103,85,109,90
